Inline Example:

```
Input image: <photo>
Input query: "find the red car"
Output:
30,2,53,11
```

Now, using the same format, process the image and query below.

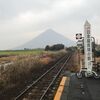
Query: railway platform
54,71,100,100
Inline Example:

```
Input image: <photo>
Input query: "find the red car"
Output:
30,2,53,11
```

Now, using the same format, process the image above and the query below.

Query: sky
0,0,100,50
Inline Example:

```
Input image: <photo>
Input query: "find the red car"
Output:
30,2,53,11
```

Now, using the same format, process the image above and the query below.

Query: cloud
0,0,100,49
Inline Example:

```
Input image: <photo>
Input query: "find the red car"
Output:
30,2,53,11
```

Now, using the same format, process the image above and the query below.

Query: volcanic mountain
15,29,75,49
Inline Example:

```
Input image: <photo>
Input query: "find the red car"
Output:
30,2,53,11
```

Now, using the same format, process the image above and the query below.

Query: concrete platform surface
65,74,100,100
54,72,100,100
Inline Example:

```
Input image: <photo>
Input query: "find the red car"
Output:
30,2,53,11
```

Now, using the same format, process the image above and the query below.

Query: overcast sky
0,0,100,50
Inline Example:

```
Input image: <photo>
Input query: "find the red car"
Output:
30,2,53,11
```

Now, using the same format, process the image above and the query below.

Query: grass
0,51,66,91
0,49,44,55
0,49,67,56
0,49,67,65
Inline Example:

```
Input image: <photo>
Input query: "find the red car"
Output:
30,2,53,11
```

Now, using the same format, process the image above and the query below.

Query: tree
45,45,50,51
45,44,64,51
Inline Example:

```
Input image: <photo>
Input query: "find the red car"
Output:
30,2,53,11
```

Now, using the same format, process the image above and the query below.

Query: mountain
15,29,76,50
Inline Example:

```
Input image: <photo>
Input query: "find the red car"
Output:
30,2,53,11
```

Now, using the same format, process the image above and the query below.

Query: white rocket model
84,20,93,73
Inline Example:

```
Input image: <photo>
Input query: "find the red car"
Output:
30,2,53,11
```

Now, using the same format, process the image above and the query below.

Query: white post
84,20,93,72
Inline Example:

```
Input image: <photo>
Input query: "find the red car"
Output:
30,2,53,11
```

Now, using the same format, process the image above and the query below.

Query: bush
0,80,5,89
5,57,44,84
95,50,100,57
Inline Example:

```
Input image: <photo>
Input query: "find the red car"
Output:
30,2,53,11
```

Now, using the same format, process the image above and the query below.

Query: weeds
0,51,66,93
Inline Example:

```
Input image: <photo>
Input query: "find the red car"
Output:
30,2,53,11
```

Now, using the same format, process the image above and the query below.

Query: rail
15,53,72,100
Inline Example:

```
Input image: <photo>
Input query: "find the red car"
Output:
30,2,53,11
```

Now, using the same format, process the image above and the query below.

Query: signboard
76,33,82,39
84,21,92,72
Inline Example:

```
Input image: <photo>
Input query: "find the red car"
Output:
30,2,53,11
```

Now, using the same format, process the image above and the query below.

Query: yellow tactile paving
54,77,69,100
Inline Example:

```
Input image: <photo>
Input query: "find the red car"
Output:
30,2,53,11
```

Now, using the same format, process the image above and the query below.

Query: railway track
15,53,72,100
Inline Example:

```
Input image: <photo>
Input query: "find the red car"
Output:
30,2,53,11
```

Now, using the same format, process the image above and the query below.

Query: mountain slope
15,29,75,49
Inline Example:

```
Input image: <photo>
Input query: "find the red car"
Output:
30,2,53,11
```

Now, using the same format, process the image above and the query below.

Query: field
0,49,46,64
0,49,66,66
0,49,66,63
0,49,45,56
0,49,67,100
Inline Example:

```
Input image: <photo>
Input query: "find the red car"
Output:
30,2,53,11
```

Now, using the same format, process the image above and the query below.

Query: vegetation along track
15,52,72,100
